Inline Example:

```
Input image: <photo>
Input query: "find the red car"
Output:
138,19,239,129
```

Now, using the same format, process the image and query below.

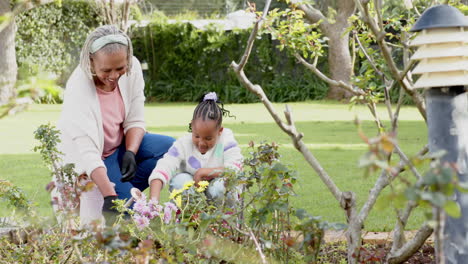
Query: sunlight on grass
0,102,428,231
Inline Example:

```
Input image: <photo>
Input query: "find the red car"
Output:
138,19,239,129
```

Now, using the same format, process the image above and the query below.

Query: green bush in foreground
0,126,345,263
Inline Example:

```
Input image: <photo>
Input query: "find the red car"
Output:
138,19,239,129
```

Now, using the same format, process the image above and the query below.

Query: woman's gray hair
80,25,133,80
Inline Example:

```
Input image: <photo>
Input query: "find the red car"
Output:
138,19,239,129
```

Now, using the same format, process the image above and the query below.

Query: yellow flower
198,181,209,188
182,180,195,190
175,195,182,208
169,188,183,200
196,181,210,193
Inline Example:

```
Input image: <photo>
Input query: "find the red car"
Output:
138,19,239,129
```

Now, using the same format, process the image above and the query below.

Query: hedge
15,0,103,85
130,21,329,103
15,1,329,103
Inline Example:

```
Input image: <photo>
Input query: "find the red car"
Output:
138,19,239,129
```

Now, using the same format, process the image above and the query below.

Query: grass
0,101,427,231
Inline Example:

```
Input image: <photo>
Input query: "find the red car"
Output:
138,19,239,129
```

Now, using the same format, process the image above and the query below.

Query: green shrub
130,21,329,103
15,0,103,85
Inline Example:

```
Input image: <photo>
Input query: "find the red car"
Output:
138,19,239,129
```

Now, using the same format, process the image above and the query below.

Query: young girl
148,92,243,203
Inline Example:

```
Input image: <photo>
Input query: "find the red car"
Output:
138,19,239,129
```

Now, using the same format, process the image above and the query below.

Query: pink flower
164,202,178,211
163,202,177,224
148,199,163,213
133,199,147,214
133,214,150,230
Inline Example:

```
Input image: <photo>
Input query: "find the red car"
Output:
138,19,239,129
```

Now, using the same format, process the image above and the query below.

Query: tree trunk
326,25,353,100
0,1,17,106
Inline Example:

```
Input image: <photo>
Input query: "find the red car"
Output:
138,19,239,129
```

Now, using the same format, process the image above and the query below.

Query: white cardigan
57,56,146,176
148,128,243,186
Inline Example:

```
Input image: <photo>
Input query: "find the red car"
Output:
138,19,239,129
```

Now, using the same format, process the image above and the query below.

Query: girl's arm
148,139,186,200
193,167,223,183
150,179,164,201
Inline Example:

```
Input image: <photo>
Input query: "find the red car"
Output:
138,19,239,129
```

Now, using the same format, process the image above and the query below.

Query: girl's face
91,49,127,91
191,119,223,154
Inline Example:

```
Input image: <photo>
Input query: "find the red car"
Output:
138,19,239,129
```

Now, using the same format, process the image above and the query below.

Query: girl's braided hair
188,92,233,132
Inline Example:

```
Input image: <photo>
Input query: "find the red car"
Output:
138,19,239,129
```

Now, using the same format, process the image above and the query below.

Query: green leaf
444,200,461,218
404,187,419,201
438,166,454,185
421,192,446,207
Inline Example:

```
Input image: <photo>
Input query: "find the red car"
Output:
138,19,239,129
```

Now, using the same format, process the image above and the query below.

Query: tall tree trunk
298,0,355,101
326,24,353,100
0,1,17,106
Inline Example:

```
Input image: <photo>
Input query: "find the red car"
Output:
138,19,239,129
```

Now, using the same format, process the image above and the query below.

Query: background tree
0,0,54,111
0,1,18,106
232,0,467,262
292,0,356,100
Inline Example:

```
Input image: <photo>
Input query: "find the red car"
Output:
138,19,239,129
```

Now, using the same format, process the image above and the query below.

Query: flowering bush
3,130,343,263
111,141,346,262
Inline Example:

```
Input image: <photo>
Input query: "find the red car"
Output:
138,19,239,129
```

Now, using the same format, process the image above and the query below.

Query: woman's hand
120,150,136,182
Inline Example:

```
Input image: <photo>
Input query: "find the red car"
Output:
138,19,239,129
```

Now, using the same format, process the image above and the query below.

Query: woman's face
91,49,127,91
191,119,223,154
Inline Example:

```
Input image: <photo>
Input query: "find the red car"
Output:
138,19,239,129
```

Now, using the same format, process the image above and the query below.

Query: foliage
0,180,31,211
33,124,83,217
15,0,103,85
130,20,329,103
264,7,326,59
1,134,345,263
405,158,468,219
110,141,345,262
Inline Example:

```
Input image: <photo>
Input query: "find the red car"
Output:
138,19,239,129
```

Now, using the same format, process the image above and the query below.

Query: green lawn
0,101,427,231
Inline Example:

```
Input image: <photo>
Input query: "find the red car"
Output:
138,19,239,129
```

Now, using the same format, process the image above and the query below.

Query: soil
320,230,435,263
319,242,435,263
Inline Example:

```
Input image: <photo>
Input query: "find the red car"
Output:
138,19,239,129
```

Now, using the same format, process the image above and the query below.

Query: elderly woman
57,25,174,223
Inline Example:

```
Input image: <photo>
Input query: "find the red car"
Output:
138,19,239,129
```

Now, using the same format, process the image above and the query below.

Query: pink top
97,86,125,158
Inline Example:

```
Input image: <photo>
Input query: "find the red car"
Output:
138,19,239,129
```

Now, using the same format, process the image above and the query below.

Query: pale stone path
324,230,434,244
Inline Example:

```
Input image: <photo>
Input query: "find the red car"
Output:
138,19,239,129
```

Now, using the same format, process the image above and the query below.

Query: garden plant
1,0,468,263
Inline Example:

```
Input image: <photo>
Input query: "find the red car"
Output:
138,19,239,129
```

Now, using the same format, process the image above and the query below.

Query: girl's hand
194,167,224,184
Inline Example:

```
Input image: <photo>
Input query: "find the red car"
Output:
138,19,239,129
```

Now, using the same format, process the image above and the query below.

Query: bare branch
290,0,328,25
294,53,365,96
353,31,384,78
358,169,389,223
392,87,404,132
230,0,344,204
387,224,433,264
373,0,384,31
354,0,427,121
248,228,268,264
367,102,384,130
391,201,417,253
394,145,422,181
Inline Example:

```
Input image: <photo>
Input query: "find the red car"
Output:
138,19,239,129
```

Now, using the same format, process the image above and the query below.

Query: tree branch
391,201,417,253
358,169,389,223
294,53,365,96
290,0,328,25
353,31,384,78
387,224,433,264
248,228,268,264
354,0,427,121
394,145,422,181
230,0,344,204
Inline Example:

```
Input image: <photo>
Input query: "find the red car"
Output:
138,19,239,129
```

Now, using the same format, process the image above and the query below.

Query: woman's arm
90,167,117,197
125,127,145,153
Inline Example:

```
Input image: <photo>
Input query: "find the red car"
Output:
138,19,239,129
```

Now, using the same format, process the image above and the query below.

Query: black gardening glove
120,150,136,182
102,195,119,224
103,195,119,213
